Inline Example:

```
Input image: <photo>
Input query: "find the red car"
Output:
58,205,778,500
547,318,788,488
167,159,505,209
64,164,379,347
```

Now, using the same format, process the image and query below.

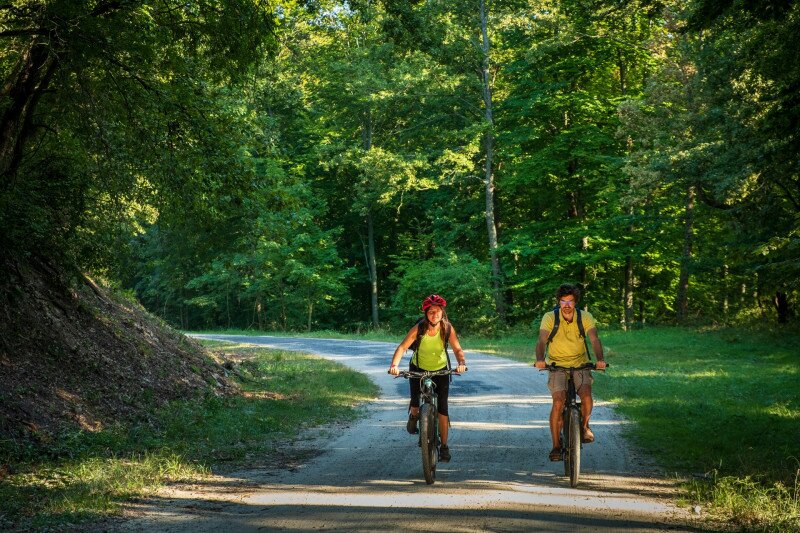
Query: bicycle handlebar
539,362,608,372
390,368,467,378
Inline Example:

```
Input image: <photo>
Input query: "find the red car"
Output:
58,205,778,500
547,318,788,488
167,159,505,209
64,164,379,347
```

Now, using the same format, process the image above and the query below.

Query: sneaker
439,445,451,462
406,413,419,434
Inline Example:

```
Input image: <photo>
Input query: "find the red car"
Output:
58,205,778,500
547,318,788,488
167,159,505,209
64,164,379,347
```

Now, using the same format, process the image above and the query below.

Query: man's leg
578,384,594,442
438,413,449,445
550,391,566,450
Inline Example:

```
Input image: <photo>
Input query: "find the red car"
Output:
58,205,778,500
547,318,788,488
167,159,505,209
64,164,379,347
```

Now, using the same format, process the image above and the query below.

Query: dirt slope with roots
0,257,234,458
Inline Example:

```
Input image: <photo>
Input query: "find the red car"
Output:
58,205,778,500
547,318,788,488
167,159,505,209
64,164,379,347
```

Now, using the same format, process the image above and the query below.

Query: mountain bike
542,362,605,488
394,368,463,485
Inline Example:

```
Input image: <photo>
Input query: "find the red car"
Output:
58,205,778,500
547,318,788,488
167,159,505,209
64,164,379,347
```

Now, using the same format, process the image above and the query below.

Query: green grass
472,325,800,531
0,344,379,531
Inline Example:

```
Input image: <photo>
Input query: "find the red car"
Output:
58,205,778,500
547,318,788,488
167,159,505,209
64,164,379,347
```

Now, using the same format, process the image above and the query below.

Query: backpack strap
577,308,591,360
410,318,425,367
444,322,453,382
546,307,560,344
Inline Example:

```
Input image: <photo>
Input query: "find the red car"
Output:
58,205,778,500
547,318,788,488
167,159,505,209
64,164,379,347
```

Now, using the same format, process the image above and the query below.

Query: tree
0,1,275,271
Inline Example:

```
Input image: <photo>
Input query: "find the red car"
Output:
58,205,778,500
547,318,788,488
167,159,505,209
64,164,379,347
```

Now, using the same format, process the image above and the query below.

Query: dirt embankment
0,257,234,456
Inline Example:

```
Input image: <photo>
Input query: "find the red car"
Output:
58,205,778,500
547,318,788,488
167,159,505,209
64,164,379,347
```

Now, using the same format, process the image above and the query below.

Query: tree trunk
362,110,380,328
618,56,634,331
362,108,372,151
623,255,634,330
366,211,379,328
307,302,314,332
722,264,729,319
675,185,695,322
479,0,505,320
568,177,588,286
774,291,788,324
279,280,287,331
1,41,58,183
255,294,263,330
226,289,231,329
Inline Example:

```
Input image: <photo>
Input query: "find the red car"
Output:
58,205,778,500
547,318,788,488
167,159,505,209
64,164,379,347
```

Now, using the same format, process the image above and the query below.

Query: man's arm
534,329,550,369
587,327,606,369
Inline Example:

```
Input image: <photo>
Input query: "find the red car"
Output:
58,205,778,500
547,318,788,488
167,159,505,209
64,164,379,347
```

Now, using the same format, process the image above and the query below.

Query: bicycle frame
545,362,597,488
395,368,460,485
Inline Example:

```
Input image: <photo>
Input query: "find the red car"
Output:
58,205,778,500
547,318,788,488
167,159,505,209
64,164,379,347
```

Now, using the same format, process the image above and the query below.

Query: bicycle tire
561,408,569,476
419,403,437,484
568,406,581,487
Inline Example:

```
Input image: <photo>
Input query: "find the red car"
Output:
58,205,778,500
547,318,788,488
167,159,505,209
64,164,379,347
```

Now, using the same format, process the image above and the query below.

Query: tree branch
695,185,733,210
770,176,800,212
90,1,127,17
0,29,47,38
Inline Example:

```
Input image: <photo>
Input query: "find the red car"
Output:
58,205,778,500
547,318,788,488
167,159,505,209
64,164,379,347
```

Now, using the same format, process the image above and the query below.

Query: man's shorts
547,368,594,394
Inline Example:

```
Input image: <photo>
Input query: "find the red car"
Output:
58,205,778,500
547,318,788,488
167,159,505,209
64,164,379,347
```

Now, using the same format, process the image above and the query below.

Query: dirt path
104,335,701,532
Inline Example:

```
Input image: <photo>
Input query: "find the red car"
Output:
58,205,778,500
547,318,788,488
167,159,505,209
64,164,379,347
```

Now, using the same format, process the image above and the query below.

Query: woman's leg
435,372,450,445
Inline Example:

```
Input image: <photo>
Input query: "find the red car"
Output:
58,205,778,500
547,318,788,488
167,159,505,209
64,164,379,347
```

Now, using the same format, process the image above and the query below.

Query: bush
390,252,499,335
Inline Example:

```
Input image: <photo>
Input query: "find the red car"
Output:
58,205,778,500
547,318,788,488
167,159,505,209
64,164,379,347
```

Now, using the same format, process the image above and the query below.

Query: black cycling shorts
409,362,450,416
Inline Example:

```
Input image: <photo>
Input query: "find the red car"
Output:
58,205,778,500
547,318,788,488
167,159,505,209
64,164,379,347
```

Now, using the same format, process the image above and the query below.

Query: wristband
390,364,397,368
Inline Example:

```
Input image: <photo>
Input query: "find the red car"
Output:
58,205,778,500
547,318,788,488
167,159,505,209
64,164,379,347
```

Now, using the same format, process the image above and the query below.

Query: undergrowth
0,344,378,530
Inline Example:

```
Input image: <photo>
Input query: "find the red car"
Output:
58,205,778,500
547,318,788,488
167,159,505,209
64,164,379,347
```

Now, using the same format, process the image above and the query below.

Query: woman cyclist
388,294,467,462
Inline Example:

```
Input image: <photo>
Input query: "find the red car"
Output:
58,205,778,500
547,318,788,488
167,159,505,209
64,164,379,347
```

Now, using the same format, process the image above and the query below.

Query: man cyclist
534,284,606,461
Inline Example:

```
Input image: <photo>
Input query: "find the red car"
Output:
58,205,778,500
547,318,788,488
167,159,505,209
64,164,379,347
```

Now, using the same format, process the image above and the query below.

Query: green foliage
687,472,800,531
0,1,276,270
3,0,798,337
390,252,498,334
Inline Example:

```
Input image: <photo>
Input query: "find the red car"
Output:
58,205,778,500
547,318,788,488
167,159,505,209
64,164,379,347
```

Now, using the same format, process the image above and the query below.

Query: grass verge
468,325,800,531
0,342,378,531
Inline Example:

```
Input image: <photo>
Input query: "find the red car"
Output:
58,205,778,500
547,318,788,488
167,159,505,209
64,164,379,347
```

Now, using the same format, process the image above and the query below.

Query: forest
1,0,798,334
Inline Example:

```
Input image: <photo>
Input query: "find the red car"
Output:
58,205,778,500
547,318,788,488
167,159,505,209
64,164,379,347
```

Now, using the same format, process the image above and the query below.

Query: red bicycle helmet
422,294,447,311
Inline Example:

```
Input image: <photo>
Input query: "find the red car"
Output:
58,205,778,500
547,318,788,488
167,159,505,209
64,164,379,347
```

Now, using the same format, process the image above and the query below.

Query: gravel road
106,335,700,532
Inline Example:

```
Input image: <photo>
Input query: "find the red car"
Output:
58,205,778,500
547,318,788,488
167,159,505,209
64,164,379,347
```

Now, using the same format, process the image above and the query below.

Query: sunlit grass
469,325,800,530
0,452,204,529
0,346,378,530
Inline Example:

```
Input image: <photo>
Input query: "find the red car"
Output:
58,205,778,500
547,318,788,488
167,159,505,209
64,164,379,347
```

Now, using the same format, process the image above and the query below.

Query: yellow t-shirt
413,330,447,370
540,309,596,367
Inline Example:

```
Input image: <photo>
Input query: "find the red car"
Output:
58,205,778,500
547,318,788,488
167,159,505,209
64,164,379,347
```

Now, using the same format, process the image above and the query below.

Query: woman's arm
388,326,419,374
448,326,467,371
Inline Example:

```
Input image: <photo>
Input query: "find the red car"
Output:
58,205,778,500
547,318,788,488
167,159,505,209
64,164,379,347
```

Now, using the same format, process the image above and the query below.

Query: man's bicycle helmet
422,294,447,311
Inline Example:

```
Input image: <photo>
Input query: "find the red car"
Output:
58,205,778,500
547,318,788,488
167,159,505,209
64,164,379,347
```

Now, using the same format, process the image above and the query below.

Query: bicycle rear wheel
561,408,569,476
419,403,438,484
568,406,581,487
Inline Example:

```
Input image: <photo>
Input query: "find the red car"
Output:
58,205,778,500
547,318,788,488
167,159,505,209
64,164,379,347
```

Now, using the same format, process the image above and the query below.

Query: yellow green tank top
413,330,447,370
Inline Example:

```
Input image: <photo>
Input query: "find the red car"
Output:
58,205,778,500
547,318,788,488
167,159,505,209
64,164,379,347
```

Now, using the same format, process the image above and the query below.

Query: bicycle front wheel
419,403,438,484
568,406,581,487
